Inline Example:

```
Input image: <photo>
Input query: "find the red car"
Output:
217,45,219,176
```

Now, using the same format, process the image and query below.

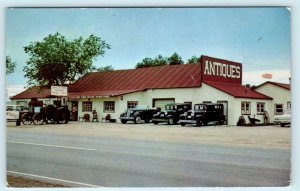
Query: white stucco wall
73,84,272,125
255,83,291,121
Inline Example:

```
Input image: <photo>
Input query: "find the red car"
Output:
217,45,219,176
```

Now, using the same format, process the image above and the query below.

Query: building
11,55,289,125
254,81,291,115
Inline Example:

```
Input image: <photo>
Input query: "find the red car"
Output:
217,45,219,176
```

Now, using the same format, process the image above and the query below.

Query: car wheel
196,119,202,127
168,118,174,125
153,121,158,125
135,116,142,124
280,123,285,127
121,119,127,124
180,123,186,126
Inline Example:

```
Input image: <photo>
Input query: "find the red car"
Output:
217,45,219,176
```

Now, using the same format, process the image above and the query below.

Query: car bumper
274,120,291,124
152,118,168,123
179,119,196,124
119,117,134,121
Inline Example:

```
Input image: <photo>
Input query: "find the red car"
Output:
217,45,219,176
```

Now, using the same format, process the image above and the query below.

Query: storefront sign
201,56,242,84
51,86,68,96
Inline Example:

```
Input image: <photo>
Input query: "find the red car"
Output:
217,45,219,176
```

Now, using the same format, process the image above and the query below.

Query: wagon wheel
55,110,70,124
32,113,44,125
21,113,32,125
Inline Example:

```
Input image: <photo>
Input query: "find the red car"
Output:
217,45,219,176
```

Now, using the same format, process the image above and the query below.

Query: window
287,102,291,110
257,102,265,114
127,101,138,109
275,104,283,114
104,101,115,112
82,101,93,112
241,102,251,115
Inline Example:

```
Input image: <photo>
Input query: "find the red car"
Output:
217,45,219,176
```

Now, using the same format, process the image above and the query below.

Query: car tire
168,118,174,125
134,116,142,124
180,123,186,126
121,119,127,124
196,119,202,127
280,123,285,127
153,121,158,125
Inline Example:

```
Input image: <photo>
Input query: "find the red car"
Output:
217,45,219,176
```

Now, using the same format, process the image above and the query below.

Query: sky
5,7,291,99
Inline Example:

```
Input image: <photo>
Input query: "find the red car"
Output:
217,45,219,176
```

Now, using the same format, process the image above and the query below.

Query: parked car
6,105,27,111
152,103,191,125
274,110,291,127
179,103,225,126
120,105,159,124
6,105,27,125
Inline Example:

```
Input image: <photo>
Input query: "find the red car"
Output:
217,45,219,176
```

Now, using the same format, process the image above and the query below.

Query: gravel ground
7,175,66,187
6,121,291,187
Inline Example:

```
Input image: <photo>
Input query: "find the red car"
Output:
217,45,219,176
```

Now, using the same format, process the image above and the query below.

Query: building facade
11,55,289,125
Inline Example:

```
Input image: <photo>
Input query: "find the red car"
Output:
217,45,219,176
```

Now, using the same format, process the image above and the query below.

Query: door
217,101,228,125
71,101,78,121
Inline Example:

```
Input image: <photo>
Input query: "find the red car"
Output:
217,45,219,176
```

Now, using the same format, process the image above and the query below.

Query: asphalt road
7,124,290,187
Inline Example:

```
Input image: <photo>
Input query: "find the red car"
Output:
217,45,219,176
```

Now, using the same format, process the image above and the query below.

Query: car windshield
194,105,206,111
165,105,176,110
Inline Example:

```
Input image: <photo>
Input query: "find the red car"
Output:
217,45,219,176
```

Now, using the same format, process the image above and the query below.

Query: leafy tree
136,53,182,68
187,55,200,64
23,33,110,87
96,65,114,72
6,56,16,75
168,52,183,65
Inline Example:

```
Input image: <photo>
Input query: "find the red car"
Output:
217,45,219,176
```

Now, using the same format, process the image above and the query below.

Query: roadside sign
7,110,19,120
51,86,68,96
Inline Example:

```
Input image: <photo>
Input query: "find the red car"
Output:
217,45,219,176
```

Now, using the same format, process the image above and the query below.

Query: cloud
243,69,291,85
6,84,26,101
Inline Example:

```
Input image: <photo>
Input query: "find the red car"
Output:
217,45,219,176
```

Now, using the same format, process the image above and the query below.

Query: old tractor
20,98,70,125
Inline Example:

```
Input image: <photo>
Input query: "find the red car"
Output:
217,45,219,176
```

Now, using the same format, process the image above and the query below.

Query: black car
152,103,191,125
179,103,225,126
120,105,159,124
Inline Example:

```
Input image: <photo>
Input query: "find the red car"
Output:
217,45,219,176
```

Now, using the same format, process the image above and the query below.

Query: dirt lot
7,122,291,187
7,175,65,187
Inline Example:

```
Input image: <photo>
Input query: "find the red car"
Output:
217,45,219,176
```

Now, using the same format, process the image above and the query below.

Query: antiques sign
51,86,68,96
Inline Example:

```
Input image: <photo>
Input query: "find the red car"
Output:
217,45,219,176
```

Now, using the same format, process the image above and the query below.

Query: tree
96,65,114,72
135,53,182,68
167,52,183,65
23,33,110,87
187,55,200,64
6,56,16,75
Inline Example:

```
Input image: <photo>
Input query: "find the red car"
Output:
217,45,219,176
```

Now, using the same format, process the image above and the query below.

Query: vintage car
274,110,291,127
120,105,159,124
152,103,191,125
179,103,225,126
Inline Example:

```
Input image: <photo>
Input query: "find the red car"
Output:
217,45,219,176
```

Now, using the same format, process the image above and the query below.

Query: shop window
127,101,138,109
287,102,291,110
241,102,251,115
104,101,115,112
82,101,93,112
275,104,283,114
256,102,265,114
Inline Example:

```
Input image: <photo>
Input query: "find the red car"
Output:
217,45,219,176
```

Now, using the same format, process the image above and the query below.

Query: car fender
133,111,141,118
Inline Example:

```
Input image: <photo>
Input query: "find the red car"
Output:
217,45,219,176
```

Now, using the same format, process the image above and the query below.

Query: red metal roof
204,81,273,100
255,81,290,91
68,64,202,96
68,89,143,98
10,87,53,100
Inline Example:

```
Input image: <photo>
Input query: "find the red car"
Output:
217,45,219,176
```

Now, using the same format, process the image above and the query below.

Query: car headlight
130,110,134,114
191,113,194,117
165,111,168,115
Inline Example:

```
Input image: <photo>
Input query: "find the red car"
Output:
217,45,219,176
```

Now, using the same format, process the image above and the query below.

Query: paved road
7,125,290,187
